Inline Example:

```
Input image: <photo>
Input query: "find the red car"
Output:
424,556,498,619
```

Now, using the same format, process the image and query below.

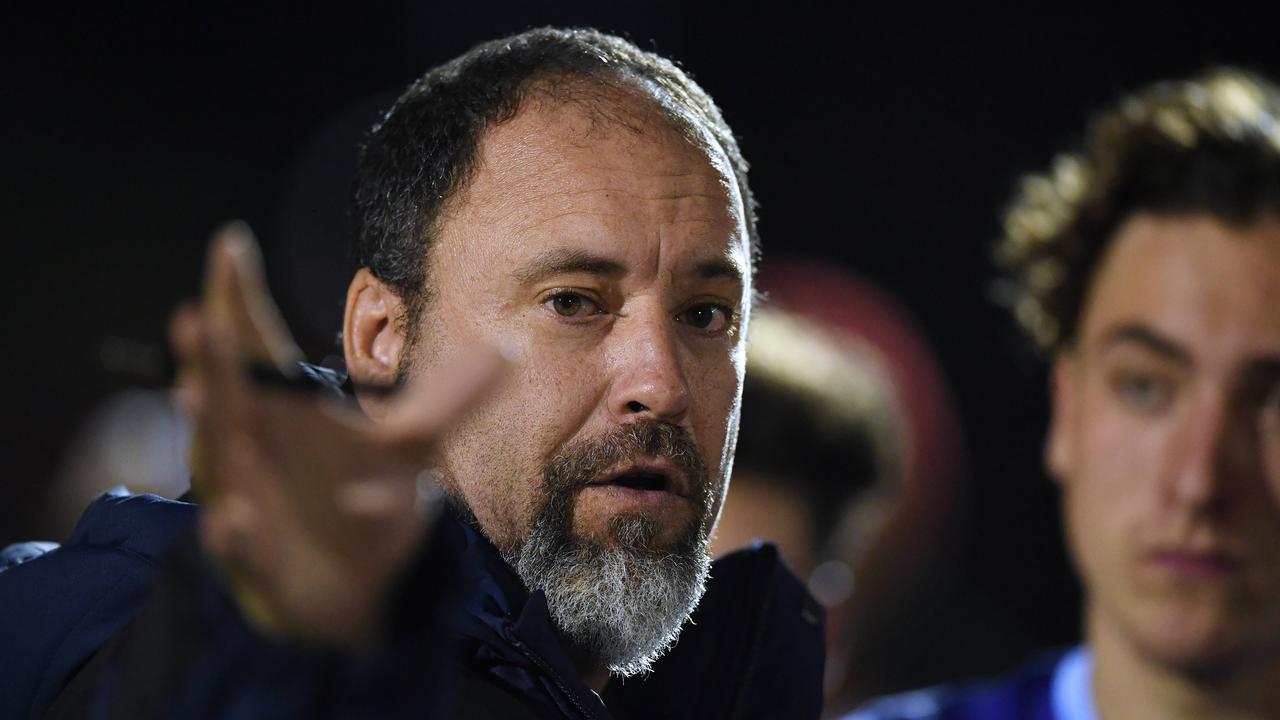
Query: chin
572,500,701,550
1132,601,1276,680
584,512,696,555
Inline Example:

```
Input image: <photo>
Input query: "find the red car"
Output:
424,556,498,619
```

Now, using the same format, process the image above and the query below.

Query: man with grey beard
0,27,825,719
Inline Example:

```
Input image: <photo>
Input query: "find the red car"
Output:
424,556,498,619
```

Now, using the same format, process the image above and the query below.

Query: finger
204,221,302,371
170,303,228,497
336,473,419,516
196,224,289,495
199,493,288,637
199,492,260,562
168,303,205,419
187,283,260,499
169,302,203,361
378,343,510,450
202,223,244,343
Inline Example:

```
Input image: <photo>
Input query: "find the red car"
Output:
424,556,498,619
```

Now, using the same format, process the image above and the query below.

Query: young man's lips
1149,549,1240,581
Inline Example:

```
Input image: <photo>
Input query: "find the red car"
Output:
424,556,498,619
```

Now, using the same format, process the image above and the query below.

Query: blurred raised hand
170,222,503,648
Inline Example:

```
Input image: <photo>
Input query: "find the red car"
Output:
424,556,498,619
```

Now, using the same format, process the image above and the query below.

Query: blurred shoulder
844,648,1079,720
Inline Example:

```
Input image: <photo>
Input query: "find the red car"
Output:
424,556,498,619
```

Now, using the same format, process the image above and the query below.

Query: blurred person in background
854,68,1280,720
714,304,904,710
747,258,977,712
715,305,902,587
722,258,976,717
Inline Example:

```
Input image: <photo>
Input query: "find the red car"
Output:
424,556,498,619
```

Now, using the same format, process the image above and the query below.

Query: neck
581,666,609,695
567,645,610,694
1089,607,1280,720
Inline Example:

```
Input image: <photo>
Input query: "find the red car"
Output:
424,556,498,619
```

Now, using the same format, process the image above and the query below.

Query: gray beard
502,421,715,677
511,511,710,677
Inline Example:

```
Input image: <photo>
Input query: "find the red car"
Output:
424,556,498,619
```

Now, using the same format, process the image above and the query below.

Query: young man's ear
343,268,407,416
1045,353,1080,485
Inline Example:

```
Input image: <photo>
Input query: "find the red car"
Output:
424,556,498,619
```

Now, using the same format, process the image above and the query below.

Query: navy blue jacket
1,490,825,719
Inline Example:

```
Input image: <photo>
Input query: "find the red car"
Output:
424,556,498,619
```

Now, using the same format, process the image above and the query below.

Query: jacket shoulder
0,541,59,570
0,491,196,720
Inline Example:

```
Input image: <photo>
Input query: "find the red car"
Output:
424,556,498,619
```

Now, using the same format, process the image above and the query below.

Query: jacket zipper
505,633,604,720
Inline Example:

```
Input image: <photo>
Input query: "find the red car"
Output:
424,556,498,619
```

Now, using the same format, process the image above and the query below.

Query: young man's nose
1166,392,1255,512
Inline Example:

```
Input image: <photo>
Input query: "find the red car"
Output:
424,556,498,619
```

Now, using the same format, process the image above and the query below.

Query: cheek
521,340,610,436
688,361,743,533
1266,429,1280,503
1246,423,1280,558
436,406,531,545
434,356,599,546
687,355,742,452
1066,397,1165,567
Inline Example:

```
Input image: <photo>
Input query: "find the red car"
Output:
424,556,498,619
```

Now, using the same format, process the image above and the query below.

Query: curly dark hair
996,67,1280,354
352,27,757,330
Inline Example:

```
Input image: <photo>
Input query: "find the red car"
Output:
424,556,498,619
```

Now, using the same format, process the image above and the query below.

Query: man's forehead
1082,213,1280,357
440,91,750,274
465,88,734,198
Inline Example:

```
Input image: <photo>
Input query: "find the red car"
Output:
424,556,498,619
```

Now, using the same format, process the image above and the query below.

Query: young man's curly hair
995,68,1280,355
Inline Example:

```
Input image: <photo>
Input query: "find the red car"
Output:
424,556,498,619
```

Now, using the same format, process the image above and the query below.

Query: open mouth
606,471,671,493
591,462,688,498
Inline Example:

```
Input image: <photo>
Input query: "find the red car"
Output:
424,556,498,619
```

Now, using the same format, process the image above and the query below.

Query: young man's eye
1111,369,1176,415
677,303,733,333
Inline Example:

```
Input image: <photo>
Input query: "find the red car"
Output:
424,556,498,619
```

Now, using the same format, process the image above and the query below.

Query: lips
590,460,689,498
1147,547,1242,582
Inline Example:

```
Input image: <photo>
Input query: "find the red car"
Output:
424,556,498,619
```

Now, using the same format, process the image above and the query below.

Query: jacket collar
442,506,609,719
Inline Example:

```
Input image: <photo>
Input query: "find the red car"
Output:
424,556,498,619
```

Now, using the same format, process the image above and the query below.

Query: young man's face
406,92,751,563
1049,213,1280,675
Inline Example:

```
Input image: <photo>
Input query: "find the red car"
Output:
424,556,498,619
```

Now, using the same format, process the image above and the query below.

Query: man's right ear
1045,353,1080,486
343,269,407,407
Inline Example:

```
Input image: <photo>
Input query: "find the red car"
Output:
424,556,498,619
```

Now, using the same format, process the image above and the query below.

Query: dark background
3,1,1277,699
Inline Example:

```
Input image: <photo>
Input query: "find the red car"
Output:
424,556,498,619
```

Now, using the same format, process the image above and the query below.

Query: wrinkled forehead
520,72,733,171
491,79,741,207
451,82,750,262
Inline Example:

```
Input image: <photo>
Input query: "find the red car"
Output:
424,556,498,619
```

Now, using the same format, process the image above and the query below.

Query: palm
172,224,499,647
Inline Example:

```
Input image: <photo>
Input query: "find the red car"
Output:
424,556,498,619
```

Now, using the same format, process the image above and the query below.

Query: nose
1167,391,1251,512
606,309,691,424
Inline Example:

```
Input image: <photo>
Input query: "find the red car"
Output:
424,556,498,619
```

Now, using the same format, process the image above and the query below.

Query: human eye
1109,366,1177,415
541,290,604,321
676,302,735,335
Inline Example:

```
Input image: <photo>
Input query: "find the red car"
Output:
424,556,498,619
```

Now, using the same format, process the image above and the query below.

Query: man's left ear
343,268,407,413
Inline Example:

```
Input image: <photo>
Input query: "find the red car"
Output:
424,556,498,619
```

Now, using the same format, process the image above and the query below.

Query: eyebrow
512,247,746,287
693,257,745,286
512,248,626,285
1099,324,1192,366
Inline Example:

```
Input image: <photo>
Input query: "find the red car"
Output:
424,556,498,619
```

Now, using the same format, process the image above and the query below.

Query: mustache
542,420,709,503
